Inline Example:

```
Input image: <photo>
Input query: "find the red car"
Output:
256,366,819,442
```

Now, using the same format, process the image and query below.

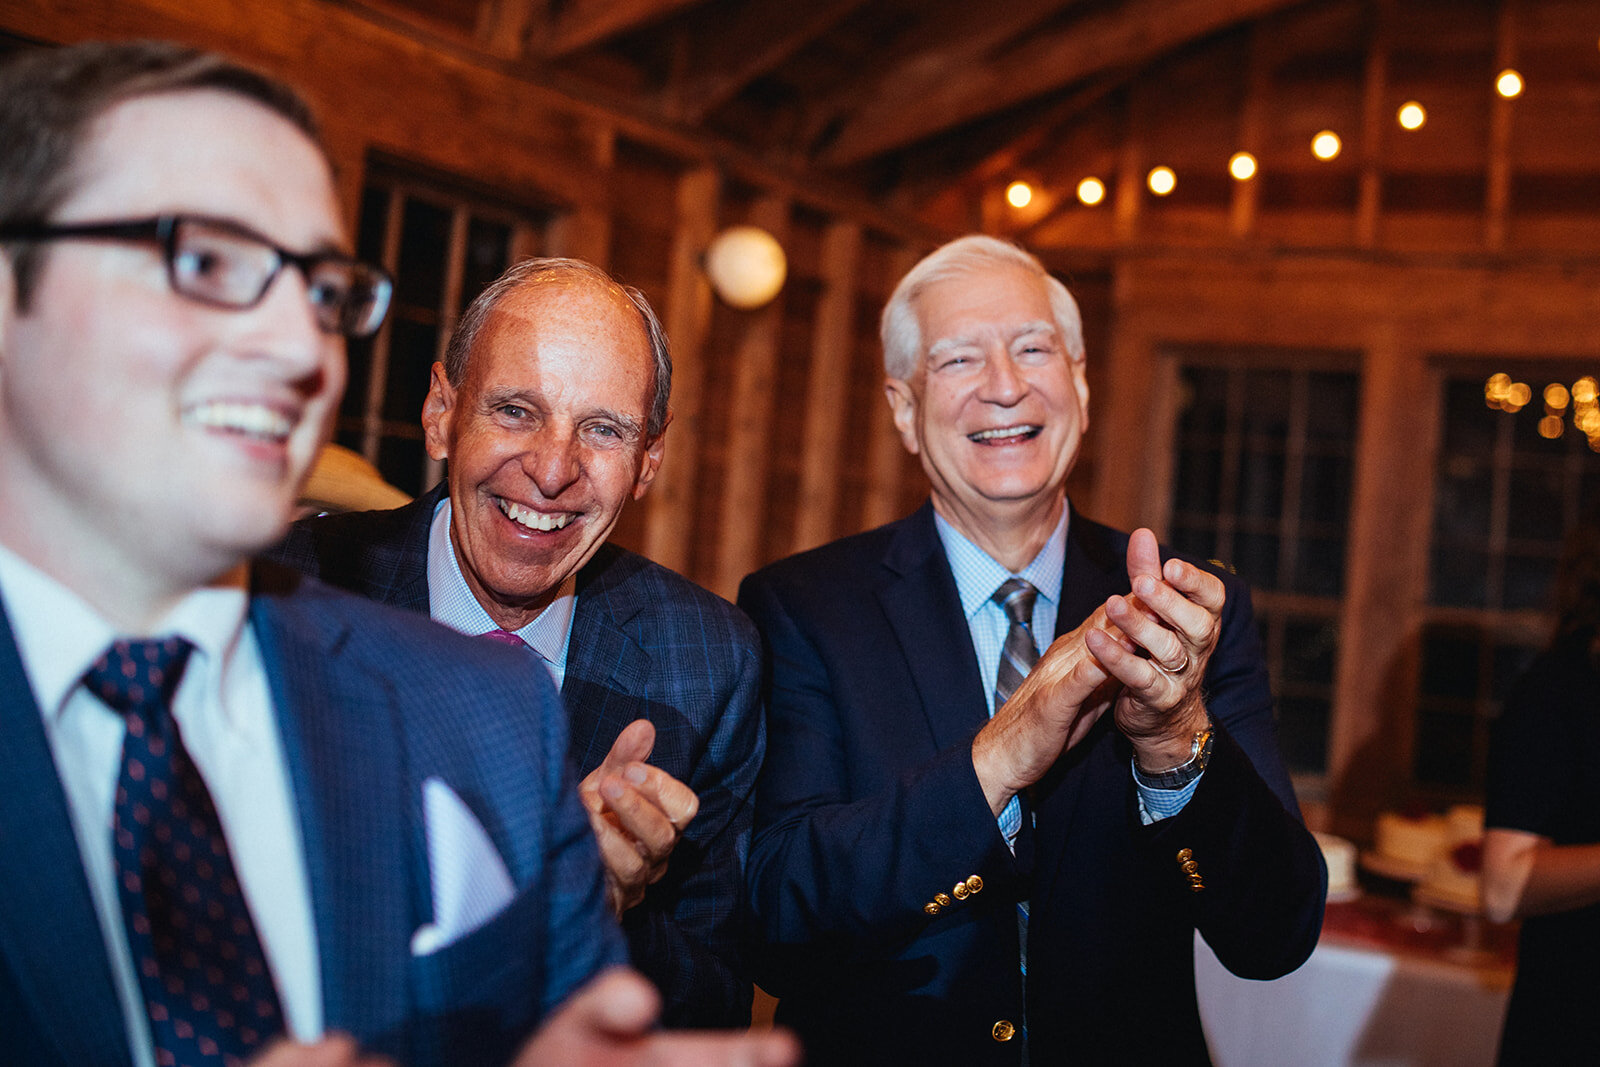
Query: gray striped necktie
992,577,1038,1055
993,578,1040,708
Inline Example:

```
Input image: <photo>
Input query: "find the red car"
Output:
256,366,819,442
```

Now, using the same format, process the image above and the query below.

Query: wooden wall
2,0,942,606
9,0,1600,834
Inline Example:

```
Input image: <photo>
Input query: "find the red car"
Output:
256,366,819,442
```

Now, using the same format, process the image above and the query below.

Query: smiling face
886,260,1089,549
0,90,345,626
423,273,665,629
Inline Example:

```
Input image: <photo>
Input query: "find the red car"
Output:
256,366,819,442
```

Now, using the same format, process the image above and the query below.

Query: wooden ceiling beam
668,0,868,123
537,0,708,57
815,0,1311,167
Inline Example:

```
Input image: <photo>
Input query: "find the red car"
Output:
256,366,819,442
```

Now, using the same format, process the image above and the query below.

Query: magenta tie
478,628,527,649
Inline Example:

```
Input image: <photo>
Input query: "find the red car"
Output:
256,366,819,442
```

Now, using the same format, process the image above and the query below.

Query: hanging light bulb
1006,181,1033,208
1228,152,1258,181
1397,102,1426,130
1076,177,1106,206
1311,130,1342,161
1147,166,1176,196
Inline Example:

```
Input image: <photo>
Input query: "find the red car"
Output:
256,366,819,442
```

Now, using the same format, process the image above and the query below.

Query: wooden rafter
537,0,710,57
814,0,1311,166
668,0,869,123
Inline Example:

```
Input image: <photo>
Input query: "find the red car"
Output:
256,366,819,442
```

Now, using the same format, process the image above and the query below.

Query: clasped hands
972,529,1223,816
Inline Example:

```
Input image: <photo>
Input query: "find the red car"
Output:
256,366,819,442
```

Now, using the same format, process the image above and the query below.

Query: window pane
1305,372,1358,443
1281,617,1338,686
1169,521,1216,564
1503,553,1558,612
383,319,439,425
461,216,511,312
396,197,451,311
1292,535,1345,597
1301,453,1351,526
1429,543,1490,608
1235,448,1285,520
1234,531,1281,590
1173,447,1223,513
1179,367,1228,435
1278,695,1329,775
1506,465,1564,542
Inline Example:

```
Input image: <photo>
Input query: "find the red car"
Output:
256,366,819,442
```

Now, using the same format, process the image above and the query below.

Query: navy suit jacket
270,486,761,1027
0,563,624,1067
738,502,1326,1065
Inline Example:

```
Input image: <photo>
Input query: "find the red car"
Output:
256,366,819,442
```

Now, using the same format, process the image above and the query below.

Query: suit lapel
249,575,414,1048
876,504,990,753
0,599,133,1065
562,550,652,773
377,488,441,614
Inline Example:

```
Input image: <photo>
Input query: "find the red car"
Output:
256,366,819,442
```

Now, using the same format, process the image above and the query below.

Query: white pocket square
409,776,515,956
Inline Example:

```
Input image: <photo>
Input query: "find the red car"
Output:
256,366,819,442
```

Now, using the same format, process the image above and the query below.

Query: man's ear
421,362,456,461
631,411,671,500
884,377,921,456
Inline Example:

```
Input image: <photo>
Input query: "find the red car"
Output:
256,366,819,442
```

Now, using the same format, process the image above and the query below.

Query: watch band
1134,720,1215,789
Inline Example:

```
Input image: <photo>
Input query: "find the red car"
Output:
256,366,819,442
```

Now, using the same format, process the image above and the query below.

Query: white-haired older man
739,235,1326,1065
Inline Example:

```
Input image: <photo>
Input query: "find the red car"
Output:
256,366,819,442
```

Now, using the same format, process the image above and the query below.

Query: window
337,162,553,495
1413,369,1600,790
1167,358,1361,776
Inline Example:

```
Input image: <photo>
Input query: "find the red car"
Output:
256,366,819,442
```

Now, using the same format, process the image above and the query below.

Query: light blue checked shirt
425,498,577,688
933,508,1199,826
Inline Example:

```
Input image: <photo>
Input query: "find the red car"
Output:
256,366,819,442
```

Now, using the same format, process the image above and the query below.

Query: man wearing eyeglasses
0,40,795,1067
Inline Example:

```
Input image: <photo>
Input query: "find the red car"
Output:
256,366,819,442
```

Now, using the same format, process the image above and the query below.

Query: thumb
603,718,656,771
567,967,660,1036
1126,528,1162,586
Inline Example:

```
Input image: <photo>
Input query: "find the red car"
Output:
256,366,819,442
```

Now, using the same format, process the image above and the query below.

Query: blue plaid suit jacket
0,564,625,1067
271,485,761,1027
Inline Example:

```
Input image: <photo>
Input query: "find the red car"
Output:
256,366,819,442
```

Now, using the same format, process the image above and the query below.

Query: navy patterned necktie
87,637,286,1066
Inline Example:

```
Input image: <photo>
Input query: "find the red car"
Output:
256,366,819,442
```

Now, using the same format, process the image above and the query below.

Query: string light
1496,69,1524,99
1311,130,1342,160
1076,177,1106,206
1147,166,1176,196
1397,102,1426,130
1229,152,1258,181
1006,181,1033,208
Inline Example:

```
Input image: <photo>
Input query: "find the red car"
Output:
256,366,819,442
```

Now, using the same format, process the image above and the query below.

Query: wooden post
643,165,719,574
1485,0,1518,251
1230,22,1266,240
1356,1,1389,249
713,196,791,598
862,244,922,530
791,220,863,554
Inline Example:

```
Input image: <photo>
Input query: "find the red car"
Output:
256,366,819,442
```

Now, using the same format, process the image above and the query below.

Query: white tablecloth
1196,931,1511,1066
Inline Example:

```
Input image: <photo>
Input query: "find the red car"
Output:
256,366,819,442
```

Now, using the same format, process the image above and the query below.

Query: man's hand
515,967,800,1067
579,719,699,916
1086,528,1221,771
247,1035,392,1067
971,608,1122,816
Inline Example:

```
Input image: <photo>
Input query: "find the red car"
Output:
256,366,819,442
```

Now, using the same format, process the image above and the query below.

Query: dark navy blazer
0,563,624,1067
738,502,1326,1065
271,486,761,1027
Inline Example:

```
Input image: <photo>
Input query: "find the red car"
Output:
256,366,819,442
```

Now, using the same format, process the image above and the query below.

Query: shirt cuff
1132,768,1203,825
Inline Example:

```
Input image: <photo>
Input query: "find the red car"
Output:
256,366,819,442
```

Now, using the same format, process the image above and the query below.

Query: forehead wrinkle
925,319,1058,359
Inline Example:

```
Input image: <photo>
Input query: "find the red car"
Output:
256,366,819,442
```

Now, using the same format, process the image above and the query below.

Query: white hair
880,235,1085,380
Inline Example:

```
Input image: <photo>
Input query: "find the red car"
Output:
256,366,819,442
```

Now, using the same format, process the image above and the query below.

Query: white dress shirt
0,544,322,1066
426,497,576,684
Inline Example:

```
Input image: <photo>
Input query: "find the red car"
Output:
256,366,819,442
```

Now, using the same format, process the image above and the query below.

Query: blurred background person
1483,509,1600,1064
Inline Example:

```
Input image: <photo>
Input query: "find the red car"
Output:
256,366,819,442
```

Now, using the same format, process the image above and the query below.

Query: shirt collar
427,496,577,668
933,505,1070,620
0,540,249,726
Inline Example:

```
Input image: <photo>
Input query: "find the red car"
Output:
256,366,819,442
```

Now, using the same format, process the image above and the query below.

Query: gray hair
880,234,1084,381
443,257,672,439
